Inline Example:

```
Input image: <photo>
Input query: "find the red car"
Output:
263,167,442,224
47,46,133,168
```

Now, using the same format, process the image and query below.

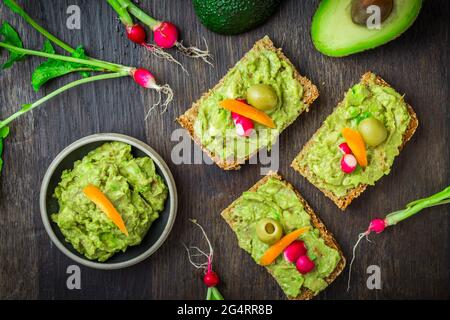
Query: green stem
406,186,450,208
3,0,75,53
3,0,124,70
0,42,130,73
206,287,224,300
117,0,160,29
0,71,129,129
106,0,134,26
385,187,450,226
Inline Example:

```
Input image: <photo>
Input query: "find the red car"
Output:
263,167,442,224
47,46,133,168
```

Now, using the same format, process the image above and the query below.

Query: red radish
153,22,178,49
132,68,157,89
204,269,220,288
184,219,225,300
341,154,357,173
232,112,254,137
339,142,352,154
124,25,187,73
283,240,307,263
296,255,315,274
106,0,212,66
131,68,174,116
368,218,386,234
126,24,147,44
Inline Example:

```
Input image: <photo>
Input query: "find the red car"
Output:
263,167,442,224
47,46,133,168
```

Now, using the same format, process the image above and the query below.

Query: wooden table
0,0,448,300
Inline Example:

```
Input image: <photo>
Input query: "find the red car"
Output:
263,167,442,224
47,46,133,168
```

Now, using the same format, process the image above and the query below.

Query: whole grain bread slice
177,36,319,170
221,172,346,300
291,72,419,210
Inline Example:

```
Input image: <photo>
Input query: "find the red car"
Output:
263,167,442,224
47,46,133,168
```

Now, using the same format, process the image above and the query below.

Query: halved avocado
311,0,422,57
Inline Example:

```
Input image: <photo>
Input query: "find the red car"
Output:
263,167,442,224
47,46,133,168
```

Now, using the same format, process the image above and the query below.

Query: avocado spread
294,73,411,197
194,42,305,162
226,177,340,297
51,142,168,262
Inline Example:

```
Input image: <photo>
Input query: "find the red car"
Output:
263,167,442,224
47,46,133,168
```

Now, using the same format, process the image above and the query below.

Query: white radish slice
232,112,254,137
341,154,358,173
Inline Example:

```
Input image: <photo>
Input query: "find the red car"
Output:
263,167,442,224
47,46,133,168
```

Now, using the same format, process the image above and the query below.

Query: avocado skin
193,0,281,35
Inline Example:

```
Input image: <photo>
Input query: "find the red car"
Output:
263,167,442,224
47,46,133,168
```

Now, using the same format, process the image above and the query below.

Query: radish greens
0,0,174,178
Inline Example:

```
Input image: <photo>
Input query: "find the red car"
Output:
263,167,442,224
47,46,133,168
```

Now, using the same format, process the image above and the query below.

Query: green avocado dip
223,177,341,297
51,142,168,262
294,73,411,198
193,37,305,162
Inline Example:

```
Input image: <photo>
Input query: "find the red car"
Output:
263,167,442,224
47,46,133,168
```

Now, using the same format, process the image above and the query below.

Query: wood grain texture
0,0,448,300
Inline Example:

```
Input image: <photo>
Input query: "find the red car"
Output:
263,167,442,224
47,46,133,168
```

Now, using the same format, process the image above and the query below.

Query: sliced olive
255,218,283,245
358,117,388,147
246,84,278,111
351,0,394,25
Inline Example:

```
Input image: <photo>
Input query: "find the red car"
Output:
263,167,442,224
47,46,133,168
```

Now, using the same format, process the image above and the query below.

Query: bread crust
177,36,319,170
221,171,346,300
291,72,419,210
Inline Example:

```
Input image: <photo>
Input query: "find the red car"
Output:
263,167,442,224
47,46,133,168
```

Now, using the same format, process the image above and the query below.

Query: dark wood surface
0,0,448,300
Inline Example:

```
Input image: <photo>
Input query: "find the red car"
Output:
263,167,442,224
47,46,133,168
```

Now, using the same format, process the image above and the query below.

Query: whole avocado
193,0,281,35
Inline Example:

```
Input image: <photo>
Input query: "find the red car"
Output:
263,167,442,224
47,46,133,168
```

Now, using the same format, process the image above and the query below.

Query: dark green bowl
39,133,178,270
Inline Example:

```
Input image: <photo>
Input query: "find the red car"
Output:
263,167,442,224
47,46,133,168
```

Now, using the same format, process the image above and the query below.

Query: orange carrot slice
219,99,276,129
342,128,368,167
83,184,129,236
260,227,310,266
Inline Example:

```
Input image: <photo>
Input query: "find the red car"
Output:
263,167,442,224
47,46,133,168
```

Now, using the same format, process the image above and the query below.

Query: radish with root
106,0,212,70
347,185,450,291
0,30,173,119
183,219,224,300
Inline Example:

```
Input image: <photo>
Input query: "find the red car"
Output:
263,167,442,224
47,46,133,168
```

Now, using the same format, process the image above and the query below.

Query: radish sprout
347,186,450,291
106,0,213,68
183,219,224,300
0,39,173,116
106,0,187,72
0,2,175,177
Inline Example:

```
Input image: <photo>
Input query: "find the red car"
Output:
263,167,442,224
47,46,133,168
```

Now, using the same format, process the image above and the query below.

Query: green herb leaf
0,126,10,176
31,43,99,91
0,21,25,69
71,45,98,78
42,39,56,54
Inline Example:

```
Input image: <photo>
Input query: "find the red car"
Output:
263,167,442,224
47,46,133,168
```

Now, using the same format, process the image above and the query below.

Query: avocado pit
351,0,394,25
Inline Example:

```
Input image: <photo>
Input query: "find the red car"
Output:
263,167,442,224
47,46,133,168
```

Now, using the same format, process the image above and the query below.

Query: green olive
246,84,278,111
255,218,283,245
351,0,393,25
358,117,388,147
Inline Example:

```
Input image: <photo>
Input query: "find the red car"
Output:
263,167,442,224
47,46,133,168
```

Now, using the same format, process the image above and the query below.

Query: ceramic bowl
39,133,177,270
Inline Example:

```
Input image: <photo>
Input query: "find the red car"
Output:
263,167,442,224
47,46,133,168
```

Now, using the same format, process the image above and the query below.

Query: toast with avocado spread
177,36,319,170
291,72,418,210
221,172,345,299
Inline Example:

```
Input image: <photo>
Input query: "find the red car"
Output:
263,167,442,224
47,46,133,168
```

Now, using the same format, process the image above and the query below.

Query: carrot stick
219,99,276,129
342,128,368,167
83,184,129,236
260,227,310,266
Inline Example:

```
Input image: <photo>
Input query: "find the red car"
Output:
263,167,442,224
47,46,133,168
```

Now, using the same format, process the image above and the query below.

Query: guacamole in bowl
40,134,177,269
